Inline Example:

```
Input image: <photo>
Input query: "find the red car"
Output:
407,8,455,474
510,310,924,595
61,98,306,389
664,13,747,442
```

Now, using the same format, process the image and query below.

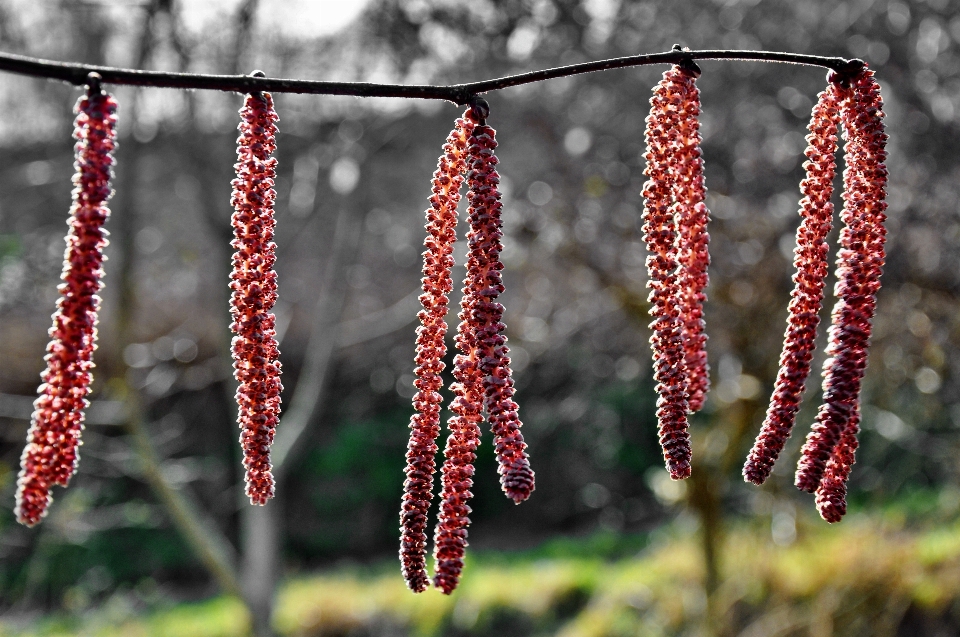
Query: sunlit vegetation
3,507,960,636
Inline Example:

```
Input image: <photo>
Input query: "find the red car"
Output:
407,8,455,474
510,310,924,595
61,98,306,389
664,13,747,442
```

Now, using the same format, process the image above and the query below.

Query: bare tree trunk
125,397,243,597
586,276,767,637
688,460,722,596
242,497,281,636
239,199,363,636
228,0,261,75
271,204,360,473
104,0,248,612
690,395,762,637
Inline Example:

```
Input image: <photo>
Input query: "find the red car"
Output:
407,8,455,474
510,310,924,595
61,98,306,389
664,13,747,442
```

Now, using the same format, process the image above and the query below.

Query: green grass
4,511,960,636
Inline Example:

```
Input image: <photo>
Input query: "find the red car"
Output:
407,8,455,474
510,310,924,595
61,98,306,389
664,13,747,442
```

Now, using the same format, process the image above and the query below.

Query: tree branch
0,48,864,102
336,287,421,349
271,202,363,476
123,397,243,598
228,0,260,76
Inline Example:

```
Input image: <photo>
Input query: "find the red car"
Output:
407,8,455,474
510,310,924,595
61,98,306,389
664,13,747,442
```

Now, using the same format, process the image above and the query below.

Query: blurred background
0,0,958,635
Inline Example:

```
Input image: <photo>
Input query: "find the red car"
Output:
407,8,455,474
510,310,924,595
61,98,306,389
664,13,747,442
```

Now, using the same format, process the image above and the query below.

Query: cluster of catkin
11,61,888,541
641,64,887,524
744,67,887,523
641,63,711,482
14,80,285,525
400,103,534,595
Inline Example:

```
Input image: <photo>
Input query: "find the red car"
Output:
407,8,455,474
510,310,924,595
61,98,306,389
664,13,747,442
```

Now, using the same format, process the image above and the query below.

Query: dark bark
0,48,862,102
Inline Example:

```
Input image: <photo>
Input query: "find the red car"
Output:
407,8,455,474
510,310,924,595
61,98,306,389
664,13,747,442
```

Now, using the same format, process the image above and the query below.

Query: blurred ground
4,506,960,636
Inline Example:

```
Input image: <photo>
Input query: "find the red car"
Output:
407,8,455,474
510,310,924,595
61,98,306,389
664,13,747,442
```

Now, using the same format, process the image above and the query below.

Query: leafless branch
123,396,243,597
271,202,363,476
0,48,864,103
337,288,421,348
228,0,260,76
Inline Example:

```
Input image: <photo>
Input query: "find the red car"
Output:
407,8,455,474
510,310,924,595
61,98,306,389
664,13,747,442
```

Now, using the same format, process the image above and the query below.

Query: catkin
16,84,117,526
229,90,283,506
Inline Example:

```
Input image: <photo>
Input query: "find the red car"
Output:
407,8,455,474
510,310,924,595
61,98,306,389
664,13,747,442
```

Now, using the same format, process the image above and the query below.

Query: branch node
678,57,702,78
828,58,866,87
671,44,701,78
85,72,103,96
248,69,266,97
467,96,490,125
451,89,474,107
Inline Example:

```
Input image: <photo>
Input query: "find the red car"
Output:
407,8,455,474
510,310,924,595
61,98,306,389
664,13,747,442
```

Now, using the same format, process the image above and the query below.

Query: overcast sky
179,0,371,39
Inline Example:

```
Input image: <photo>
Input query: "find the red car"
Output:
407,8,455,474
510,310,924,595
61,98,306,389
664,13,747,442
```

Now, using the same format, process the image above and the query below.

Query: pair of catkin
641,63,888,524
400,103,534,595
744,66,887,523
15,84,283,525
641,63,711,481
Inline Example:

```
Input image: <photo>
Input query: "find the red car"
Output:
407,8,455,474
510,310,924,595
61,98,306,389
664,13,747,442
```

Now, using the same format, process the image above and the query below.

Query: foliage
4,511,960,636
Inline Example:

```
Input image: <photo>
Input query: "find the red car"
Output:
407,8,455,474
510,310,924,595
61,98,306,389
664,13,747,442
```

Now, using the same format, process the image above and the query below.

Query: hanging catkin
432,101,533,594
230,87,283,506
468,116,534,506
795,66,887,495
15,76,117,526
673,63,711,415
401,101,533,595
743,80,847,486
641,65,696,480
432,104,496,595
400,107,475,593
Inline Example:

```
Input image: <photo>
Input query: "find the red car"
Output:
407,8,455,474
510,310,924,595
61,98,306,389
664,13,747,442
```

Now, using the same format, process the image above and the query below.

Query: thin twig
271,202,363,476
0,48,863,103
228,0,260,76
337,287,421,348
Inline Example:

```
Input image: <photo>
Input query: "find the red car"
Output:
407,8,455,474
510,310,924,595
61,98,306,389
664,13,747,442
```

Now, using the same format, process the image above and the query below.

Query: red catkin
795,67,887,493
430,120,484,593
815,404,860,523
230,91,283,506
400,109,474,593
433,105,534,594
641,65,693,480
468,122,534,506
743,81,846,485
673,68,711,414
15,86,117,527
